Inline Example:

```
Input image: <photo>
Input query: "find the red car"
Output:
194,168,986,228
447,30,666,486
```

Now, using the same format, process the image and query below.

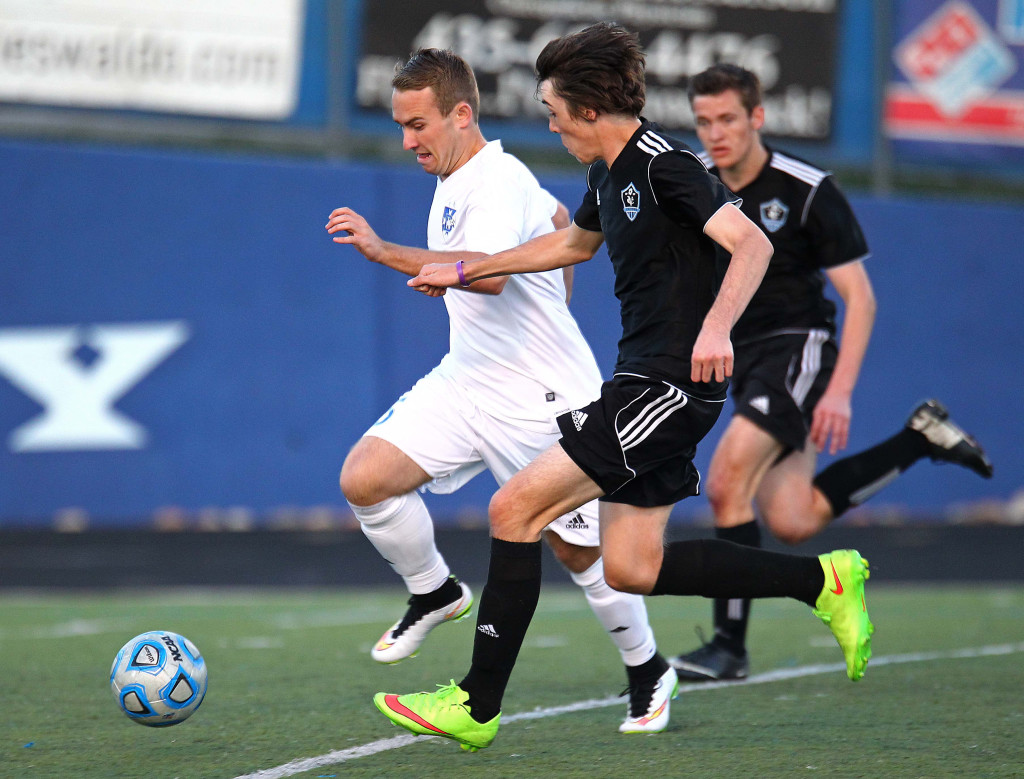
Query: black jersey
702,148,870,345
573,120,738,400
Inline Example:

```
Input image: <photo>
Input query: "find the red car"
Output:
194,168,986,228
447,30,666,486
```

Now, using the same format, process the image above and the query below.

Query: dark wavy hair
392,48,480,121
687,63,762,115
535,22,646,119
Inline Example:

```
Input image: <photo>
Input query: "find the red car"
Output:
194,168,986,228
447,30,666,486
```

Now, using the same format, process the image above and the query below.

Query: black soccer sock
413,575,463,611
625,651,669,687
650,539,823,607
711,521,761,655
813,429,930,517
459,538,542,723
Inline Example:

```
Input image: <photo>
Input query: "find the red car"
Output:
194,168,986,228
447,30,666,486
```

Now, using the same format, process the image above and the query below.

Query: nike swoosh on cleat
829,561,844,595
383,695,450,736
637,698,668,725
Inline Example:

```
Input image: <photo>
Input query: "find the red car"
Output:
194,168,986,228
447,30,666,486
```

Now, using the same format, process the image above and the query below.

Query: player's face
392,87,462,177
692,89,764,171
540,81,601,165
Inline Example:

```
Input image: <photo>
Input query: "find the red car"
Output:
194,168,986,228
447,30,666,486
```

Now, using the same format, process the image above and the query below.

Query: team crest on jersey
759,198,789,233
621,183,640,221
441,206,457,236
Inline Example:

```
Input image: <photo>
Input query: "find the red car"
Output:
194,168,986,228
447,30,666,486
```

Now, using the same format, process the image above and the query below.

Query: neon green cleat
813,549,874,681
373,681,500,752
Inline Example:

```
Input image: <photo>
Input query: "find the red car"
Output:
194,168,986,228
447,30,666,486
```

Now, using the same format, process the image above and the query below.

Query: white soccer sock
570,557,657,668
349,492,450,595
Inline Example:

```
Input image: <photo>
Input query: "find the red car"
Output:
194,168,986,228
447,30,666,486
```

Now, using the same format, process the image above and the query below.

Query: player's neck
600,116,643,168
440,131,489,181
719,139,768,192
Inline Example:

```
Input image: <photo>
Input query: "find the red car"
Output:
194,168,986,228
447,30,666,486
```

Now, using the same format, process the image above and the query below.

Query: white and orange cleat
619,665,678,733
371,578,473,664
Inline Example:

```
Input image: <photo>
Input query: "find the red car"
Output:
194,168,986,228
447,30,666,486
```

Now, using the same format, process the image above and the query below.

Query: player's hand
408,262,460,295
691,325,733,384
409,283,447,297
811,391,852,454
325,207,386,262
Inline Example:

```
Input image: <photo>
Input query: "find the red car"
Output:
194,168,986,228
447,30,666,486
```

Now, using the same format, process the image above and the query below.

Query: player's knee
339,451,387,506
705,469,742,519
487,488,518,538
488,488,546,541
602,558,655,594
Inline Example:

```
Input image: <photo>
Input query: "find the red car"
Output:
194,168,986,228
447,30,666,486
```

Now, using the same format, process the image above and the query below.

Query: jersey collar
609,118,657,174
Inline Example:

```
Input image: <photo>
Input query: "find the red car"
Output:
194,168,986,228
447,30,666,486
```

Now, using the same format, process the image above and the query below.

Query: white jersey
426,140,602,422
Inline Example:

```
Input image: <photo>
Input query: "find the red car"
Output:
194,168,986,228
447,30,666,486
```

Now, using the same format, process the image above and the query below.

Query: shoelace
619,678,658,718
432,680,464,705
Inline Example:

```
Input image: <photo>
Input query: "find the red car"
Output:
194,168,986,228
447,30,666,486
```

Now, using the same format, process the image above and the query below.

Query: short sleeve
805,177,870,269
572,164,603,232
648,151,739,229
572,188,602,232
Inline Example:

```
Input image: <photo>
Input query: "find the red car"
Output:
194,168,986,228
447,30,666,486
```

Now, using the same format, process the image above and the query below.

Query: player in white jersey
325,48,675,733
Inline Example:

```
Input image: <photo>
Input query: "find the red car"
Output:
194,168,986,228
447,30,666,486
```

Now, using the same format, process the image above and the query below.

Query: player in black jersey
669,64,994,684
373,25,874,752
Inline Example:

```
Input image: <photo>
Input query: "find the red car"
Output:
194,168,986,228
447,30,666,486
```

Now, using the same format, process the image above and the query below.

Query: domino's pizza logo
759,198,789,233
620,183,640,222
441,206,457,236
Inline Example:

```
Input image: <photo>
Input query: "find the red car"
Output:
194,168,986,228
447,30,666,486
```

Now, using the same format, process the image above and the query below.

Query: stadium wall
1,140,1021,528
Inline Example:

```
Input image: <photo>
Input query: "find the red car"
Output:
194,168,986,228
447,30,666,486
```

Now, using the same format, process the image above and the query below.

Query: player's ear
751,105,765,131
453,101,474,128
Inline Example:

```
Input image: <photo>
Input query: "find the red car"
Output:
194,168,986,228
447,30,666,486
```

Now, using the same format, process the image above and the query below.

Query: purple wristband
456,260,470,287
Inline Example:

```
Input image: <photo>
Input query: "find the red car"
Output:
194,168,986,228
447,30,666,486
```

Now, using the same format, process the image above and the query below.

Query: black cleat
906,399,993,479
669,641,749,682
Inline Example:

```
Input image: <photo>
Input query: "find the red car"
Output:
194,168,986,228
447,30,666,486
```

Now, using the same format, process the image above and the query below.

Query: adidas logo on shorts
749,395,770,415
571,410,588,430
565,514,589,530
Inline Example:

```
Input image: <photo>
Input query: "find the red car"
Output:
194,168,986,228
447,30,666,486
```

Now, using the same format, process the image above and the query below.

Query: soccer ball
110,630,208,727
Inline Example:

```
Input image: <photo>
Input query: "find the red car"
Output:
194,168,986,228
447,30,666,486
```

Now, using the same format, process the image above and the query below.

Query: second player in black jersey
714,148,869,345
384,25,879,752
669,64,993,685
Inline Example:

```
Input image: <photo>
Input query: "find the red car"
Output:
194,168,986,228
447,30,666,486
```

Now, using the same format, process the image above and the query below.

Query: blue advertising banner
886,0,1024,165
1,139,1021,527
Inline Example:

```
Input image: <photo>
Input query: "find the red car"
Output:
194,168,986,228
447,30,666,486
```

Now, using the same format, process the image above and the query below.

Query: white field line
232,641,1024,779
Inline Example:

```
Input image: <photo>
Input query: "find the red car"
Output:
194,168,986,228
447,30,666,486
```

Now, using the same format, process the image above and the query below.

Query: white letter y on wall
0,321,190,451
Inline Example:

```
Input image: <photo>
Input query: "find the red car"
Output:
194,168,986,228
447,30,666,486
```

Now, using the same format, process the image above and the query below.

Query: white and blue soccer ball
110,630,208,727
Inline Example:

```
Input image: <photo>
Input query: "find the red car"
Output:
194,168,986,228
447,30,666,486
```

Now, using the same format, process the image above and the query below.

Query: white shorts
364,369,600,548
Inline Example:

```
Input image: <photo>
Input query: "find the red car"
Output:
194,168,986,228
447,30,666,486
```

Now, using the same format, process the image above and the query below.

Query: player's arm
811,260,876,454
408,222,603,294
692,203,773,383
325,206,507,295
549,201,577,304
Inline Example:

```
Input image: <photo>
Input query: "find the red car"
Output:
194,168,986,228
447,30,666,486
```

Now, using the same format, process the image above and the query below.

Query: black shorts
556,373,725,508
732,329,838,452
